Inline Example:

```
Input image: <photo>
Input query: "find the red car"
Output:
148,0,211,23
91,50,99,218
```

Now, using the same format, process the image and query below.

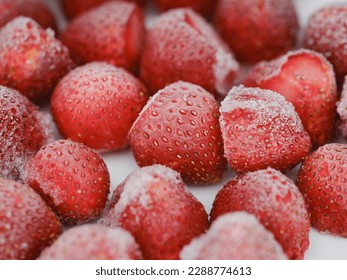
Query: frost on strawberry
39,224,142,260
51,62,148,152
100,164,209,260
128,81,226,184
180,212,287,260
220,85,311,173
21,139,110,225
0,177,62,260
210,168,310,260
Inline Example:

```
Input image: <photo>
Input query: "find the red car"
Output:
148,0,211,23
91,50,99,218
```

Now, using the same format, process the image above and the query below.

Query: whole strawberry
0,177,62,260
0,17,73,104
180,212,287,260
100,164,209,260
214,0,299,63
61,1,145,73
39,224,142,260
244,49,338,147
220,86,311,173
155,0,216,17
297,143,347,237
210,168,310,260
0,85,52,180
128,81,226,184
140,8,239,96
21,139,110,225
51,62,148,152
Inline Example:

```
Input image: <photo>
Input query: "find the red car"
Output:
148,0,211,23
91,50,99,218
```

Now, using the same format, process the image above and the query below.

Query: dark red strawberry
51,62,148,152
39,224,142,260
244,49,338,147
140,8,239,96
210,168,310,260
214,0,299,63
297,143,347,237
21,139,110,225
61,0,148,19
0,85,52,180
128,81,226,184
0,17,74,104
61,1,145,73
0,177,62,260
220,85,311,173
100,164,209,260
304,5,347,86
155,0,216,17
180,212,287,260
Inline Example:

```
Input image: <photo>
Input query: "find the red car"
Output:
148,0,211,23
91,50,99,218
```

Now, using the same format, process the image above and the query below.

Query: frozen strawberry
61,1,145,73
244,49,338,147
214,0,299,63
180,212,287,260
39,224,142,260
51,62,148,152
0,17,73,104
0,177,62,260
128,81,226,184
304,5,347,86
0,86,52,180
100,164,209,260
21,139,110,225
155,0,216,17
210,168,310,260
297,143,347,237
61,0,148,20
220,86,311,173
0,0,56,30
140,8,239,96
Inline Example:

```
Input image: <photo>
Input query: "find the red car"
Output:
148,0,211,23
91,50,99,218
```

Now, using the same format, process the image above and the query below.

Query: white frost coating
180,211,287,260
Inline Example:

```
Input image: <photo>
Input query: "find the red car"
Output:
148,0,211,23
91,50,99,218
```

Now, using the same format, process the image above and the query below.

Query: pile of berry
0,0,346,260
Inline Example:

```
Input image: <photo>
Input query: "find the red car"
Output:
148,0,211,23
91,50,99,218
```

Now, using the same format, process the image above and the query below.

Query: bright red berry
0,177,62,260
39,224,142,260
244,49,338,147
51,62,148,152
128,81,226,184
297,143,347,237
100,164,209,260
180,212,287,260
220,85,311,173
140,8,239,96
214,0,299,63
21,139,110,225
210,168,310,260
61,1,145,73
155,0,216,17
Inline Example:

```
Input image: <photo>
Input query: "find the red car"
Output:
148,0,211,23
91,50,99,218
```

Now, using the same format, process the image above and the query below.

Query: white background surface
44,0,347,259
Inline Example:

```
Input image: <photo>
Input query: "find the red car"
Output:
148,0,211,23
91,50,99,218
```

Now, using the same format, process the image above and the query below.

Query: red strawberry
100,164,209,260
304,5,347,86
61,1,145,73
297,143,347,237
0,17,74,104
0,85,52,180
51,62,148,152
210,168,310,260
21,139,110,225
61,0,148,20
214,0,299,63
0,177,62,260
155,0,216,17
128,81,226,184
39,224,142,260
244,49,338,147
180,212,287,260
140,8,239,96
220,85,311,173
